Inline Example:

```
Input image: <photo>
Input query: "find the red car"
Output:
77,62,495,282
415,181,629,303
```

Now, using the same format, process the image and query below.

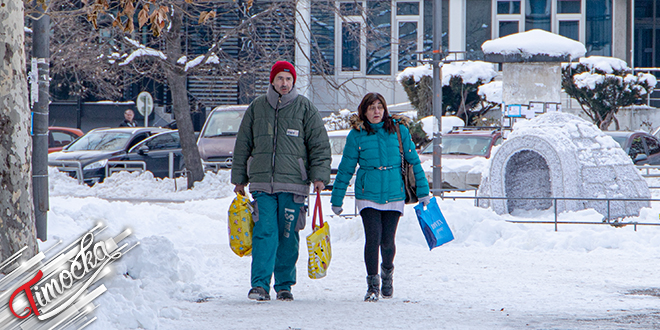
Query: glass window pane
340,2,363,16
398,22,418,71
466,0,491,60
559,21,579,41
557,0,581,14
366,0,391,75
342,22,361,71
635,0,653,19
497,0,520,14
397,2,420,15
499,21,519,37
585,0,612,56
311,1,335,75
634,28,652,69
423,0,448,61
525,0,551,32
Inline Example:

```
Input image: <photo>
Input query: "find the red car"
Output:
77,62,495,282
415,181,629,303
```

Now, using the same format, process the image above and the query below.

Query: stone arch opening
505,150,552,214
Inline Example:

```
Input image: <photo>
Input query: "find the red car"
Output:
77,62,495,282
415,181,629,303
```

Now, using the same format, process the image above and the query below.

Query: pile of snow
396,61,497,87
482,29,586,60
419,115,465,137
478,80,503,104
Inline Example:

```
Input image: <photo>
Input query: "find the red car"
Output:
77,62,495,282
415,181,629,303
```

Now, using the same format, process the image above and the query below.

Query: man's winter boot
364,275,380,302
381,264,394,299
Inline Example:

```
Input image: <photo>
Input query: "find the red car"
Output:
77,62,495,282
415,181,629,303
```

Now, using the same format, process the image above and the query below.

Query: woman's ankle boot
364,275,380,302
381,264,394,298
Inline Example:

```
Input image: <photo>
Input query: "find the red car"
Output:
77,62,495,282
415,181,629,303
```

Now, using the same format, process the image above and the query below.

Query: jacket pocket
246,156,254,177
294,194,307,231
251,192,259,222
297,158,308,181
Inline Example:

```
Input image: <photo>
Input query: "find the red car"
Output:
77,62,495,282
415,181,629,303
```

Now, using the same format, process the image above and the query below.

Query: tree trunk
164,9,204,189
0,0,39,261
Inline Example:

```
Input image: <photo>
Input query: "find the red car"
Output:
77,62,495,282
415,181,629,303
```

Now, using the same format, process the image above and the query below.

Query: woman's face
365,100,384,124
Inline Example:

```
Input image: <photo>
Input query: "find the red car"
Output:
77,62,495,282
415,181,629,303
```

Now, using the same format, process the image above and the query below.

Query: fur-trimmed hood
349,114,411,131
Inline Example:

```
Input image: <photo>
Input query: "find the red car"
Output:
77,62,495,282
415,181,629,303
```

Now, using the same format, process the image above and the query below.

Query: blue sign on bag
414,197,454,250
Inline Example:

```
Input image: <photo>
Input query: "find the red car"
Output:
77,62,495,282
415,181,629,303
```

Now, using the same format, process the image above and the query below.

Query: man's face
272,72,294,95
125,110,134,121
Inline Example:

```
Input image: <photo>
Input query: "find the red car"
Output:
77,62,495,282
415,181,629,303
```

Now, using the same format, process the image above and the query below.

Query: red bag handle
312,190,324,229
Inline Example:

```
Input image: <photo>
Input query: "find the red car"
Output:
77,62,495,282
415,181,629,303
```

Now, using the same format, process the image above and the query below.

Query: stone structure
478,112,650,218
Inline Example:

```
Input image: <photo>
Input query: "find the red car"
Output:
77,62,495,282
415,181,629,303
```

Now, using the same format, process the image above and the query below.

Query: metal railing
435,192,660,232
105,161,146,178
633,67,660,107
49,161,84,185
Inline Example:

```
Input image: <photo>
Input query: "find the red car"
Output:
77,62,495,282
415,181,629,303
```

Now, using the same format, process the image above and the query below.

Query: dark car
604,131,660,164
48,127,169,185
197,105,248,171
48,126,84,153
115,130,185,178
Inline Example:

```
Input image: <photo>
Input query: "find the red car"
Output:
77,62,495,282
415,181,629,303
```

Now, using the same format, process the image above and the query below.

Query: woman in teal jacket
330,92,430,302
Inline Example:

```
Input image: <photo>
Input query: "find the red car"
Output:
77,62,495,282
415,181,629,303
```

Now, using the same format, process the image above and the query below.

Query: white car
326,129,355,190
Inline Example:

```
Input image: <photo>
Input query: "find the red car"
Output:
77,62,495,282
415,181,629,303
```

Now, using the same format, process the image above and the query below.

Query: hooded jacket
330,114,429,207
231,85,331,196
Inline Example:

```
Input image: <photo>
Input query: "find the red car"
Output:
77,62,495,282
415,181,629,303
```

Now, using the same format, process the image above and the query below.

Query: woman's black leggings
360,208,401,276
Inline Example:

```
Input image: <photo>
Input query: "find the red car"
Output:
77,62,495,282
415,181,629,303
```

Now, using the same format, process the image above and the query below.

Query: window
423,0,448,61
559,21,579,41
525,0,551,32
398,22,418,71
366,0,392,75
497,0,520,14
646,137,660,155
499,21,519,37
466,0,491,60
342,22,362,72
585,0,611,56
147,133,180,151
397,2,420,15
630,137,645,159
557,0,580,13
311,1,335,75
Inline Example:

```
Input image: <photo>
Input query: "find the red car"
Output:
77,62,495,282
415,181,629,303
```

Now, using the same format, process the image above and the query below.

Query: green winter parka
330,115,429,207
231,86,331,196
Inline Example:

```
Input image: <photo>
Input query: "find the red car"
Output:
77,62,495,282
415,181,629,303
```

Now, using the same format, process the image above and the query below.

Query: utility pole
432,0,443,196
32,2,50,241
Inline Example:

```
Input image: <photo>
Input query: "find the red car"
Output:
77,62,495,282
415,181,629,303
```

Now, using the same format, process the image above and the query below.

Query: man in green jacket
231,60,331,302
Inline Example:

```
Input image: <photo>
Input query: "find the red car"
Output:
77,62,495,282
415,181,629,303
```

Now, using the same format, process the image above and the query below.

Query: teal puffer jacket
330,116,429,207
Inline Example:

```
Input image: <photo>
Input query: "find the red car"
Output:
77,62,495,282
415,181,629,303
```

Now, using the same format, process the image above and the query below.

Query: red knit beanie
270,61,296,84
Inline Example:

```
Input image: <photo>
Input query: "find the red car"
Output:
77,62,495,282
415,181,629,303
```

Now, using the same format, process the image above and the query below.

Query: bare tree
1,0,39,260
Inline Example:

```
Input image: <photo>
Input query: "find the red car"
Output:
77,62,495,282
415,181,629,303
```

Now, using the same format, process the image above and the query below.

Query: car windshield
609,136,628,149
201,110,246,138
422,135,492,156
329,136,347,155
65,131,132,151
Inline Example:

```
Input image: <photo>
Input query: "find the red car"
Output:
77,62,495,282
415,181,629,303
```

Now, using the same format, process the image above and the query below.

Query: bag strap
394,124,405,171
312,190,324,229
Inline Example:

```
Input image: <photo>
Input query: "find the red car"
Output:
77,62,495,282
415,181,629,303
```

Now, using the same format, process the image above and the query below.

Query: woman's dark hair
357,92,395,134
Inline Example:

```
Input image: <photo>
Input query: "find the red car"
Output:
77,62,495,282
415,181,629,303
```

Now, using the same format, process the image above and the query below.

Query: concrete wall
502,62,562,105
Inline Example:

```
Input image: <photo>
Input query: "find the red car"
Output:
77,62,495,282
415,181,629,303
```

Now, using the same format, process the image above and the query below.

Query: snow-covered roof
482,29,586,63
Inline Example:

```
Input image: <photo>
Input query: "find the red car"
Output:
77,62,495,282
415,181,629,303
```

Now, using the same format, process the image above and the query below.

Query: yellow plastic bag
306,191,331,279
228,193,254,257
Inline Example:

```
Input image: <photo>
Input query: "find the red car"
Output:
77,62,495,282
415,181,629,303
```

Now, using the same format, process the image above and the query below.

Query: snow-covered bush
323,109,355,131
397,61,497,125
562,56,657,130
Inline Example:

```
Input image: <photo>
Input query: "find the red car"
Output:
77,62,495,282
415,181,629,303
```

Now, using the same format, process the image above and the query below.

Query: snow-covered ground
43,167,660,329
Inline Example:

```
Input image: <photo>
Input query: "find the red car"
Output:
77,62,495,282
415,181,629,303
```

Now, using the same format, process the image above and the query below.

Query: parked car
115,130,185,178
48,126,84,153
418,127,503,189
48,127,169,185
327,129,353,190
418,127,503,163
604,131,660,164
197,105,248,171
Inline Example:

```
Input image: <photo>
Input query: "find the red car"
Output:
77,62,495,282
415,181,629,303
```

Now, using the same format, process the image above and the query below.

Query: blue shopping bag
414,197,454,250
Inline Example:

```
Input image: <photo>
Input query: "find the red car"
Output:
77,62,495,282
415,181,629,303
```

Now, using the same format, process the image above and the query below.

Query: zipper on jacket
271,96,281,191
